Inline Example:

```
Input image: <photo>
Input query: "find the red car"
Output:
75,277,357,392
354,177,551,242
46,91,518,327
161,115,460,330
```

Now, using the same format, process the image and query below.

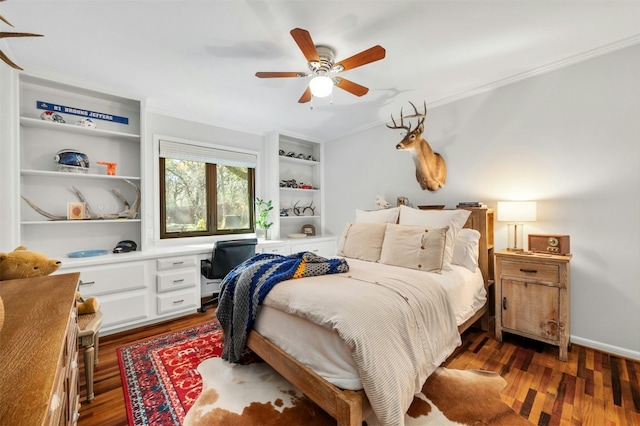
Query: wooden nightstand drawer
500,259,559,284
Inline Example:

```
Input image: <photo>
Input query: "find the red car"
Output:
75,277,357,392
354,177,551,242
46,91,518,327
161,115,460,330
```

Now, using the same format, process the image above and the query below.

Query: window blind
159,139,257,168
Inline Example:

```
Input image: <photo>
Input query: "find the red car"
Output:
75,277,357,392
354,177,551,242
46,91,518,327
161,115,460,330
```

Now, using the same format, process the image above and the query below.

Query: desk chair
199,238,257,312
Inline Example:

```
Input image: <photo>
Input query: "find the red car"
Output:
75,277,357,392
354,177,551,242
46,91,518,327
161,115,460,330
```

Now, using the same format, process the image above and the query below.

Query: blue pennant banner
37,100,129,125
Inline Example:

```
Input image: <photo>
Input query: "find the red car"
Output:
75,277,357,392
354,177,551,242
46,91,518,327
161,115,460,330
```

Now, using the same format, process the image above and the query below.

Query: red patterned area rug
118,321,531,426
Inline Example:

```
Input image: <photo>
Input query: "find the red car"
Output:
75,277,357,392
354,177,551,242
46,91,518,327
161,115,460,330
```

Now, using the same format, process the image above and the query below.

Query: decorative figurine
76,118,96,128
40,111,65,123
97,161,117,176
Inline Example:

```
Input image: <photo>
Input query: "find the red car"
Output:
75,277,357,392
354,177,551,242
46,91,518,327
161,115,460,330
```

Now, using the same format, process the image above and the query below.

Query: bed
239,206,494,425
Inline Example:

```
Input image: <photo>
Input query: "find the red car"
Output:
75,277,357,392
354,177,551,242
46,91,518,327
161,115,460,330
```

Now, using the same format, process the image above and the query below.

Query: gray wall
324,44,640,359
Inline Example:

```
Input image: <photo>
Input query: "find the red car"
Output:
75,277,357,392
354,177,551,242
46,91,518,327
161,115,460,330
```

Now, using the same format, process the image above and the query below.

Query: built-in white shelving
18,74,143,258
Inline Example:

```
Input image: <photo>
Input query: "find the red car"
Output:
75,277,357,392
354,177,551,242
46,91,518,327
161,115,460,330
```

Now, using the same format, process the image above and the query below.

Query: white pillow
398,205,471,270
337,222,388,262
379,224,447,273
452,228,481,272
355,207,400,224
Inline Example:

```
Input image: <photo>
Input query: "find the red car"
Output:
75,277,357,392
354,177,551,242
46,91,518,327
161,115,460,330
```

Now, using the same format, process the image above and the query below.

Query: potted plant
255,198,274,239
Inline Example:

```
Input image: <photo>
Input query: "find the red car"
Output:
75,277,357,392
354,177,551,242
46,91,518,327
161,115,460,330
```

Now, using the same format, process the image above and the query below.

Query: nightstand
494,249,572,361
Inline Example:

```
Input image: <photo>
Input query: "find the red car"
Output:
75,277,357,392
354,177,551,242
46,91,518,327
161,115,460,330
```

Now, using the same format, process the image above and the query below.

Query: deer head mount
387,101,447,191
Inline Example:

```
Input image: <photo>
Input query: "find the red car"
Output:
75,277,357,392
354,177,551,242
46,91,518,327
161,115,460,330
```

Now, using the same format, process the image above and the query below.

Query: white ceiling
2,1,640,142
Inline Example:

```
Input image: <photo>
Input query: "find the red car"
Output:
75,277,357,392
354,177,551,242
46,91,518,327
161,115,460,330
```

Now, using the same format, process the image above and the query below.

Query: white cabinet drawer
157,289,198,314
77,262,147,296
100,292,149,328
156,256,197,271
157,269,198,293
291,240,336,258
260,244,291,255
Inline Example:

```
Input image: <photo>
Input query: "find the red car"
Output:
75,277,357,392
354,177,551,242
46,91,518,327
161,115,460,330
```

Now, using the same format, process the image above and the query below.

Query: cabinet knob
173,299,184,304
502,297,507,310
79,280,96,286
49,394,61,413
519,268,538,274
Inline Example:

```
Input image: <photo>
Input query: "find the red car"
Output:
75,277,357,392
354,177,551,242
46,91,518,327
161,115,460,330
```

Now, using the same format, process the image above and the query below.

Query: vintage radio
528,234,570,255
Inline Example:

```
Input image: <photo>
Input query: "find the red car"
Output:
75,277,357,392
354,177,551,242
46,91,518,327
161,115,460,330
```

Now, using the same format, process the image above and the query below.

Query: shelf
279,187,320,192
280,215,320,220
279,155,320,166
21,169,140,181
20,117,140,141
22,219,141,225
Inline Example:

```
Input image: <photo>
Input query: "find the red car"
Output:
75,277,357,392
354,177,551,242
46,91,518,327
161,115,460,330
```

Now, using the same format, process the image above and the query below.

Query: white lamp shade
497,201,537,222
309,75,333,97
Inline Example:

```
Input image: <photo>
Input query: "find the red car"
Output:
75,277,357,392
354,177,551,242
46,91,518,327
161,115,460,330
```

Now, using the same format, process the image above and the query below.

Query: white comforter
262,259,461,426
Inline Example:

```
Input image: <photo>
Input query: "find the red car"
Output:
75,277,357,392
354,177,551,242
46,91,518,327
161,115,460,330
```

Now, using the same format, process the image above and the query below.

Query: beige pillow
355,207,400,223
379,224,448,273
398,205,471,270
337,222,388,262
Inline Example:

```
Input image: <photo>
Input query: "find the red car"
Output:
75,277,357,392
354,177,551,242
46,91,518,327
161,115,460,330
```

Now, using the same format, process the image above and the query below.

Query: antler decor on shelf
0,0,43,70
21,179,141,220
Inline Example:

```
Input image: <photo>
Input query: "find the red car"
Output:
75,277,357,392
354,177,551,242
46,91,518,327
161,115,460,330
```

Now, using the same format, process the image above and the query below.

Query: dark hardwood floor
78,309,640,426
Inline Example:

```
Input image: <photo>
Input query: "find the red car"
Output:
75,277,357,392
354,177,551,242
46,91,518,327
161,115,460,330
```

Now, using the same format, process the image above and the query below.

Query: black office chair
199,238,258,312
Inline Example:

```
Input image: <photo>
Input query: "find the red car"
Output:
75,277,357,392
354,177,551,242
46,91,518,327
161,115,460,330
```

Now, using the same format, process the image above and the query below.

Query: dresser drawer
157,289,198,314
47,365,66,426
77,262,147,296
157,269,198,293
156,256,197,271
501,260,559,284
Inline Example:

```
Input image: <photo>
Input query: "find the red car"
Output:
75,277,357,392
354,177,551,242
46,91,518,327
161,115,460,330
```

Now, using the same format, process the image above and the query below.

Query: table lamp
497,201,537,251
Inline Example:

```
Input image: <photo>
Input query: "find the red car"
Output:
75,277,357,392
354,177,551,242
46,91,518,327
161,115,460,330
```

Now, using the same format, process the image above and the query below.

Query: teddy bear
0,246,61,280
76,291,100,315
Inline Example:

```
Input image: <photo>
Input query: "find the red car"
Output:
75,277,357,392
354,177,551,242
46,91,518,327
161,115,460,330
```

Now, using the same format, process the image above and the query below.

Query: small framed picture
301,224,316,236
67,202,85,220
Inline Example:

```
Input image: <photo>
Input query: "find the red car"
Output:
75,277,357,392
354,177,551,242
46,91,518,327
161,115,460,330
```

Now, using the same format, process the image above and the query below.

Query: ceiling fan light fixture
309,75,333,97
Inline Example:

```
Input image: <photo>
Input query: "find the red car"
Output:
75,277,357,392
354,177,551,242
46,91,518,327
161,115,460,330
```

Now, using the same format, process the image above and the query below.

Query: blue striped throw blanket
216,251,349,362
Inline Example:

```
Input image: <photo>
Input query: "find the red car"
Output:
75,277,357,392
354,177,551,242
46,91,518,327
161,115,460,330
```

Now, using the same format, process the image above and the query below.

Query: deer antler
0,1,44,70
387,101,428,133
21,180,140,220
387,106,412,132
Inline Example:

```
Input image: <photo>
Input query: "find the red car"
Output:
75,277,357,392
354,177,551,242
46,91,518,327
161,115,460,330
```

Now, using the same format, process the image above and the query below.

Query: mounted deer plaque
387,101,447,191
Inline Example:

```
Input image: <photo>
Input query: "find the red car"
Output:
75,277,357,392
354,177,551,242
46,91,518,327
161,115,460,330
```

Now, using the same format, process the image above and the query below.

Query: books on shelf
457,201,488,208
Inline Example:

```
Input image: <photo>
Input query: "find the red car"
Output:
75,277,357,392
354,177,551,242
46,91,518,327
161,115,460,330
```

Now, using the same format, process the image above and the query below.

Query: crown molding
430,34,640,108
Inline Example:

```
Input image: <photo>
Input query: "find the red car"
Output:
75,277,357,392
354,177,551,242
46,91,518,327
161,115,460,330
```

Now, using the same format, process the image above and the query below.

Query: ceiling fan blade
255,72,305,78
290,28,319,62
298,86,312,103
335,45,385,71
334,77,369,97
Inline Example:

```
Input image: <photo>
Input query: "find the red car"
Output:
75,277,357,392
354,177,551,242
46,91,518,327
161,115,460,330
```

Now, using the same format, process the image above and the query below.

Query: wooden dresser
0,272,80,425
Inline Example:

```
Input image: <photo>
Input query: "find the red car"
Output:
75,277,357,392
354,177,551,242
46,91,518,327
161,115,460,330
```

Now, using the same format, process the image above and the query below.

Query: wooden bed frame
246,207,495,426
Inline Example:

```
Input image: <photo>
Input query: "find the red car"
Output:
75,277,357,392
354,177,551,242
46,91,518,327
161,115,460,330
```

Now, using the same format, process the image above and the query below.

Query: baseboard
571,335,640,361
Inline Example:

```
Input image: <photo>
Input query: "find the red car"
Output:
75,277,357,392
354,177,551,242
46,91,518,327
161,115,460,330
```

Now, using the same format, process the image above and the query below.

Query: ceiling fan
255,28,385,103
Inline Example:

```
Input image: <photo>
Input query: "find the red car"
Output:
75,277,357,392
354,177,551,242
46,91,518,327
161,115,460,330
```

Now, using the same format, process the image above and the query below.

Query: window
159,140,256,239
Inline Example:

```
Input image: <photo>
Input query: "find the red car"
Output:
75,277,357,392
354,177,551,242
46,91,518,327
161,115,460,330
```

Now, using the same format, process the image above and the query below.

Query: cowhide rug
184,358,531,425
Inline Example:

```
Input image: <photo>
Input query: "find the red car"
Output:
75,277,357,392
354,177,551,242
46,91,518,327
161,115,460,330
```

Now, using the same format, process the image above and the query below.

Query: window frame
158,148,256,240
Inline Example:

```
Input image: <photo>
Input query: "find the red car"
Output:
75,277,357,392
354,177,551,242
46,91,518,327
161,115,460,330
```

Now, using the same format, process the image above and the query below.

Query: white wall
324,44,640,360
